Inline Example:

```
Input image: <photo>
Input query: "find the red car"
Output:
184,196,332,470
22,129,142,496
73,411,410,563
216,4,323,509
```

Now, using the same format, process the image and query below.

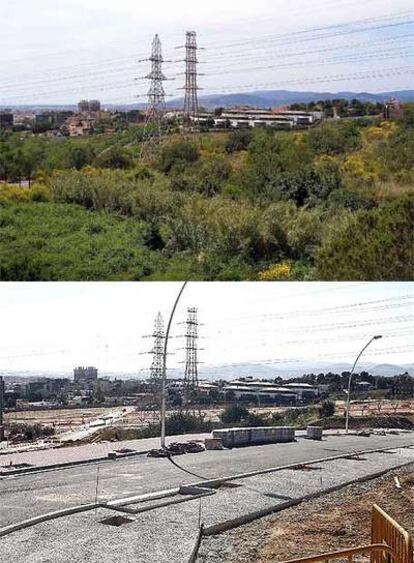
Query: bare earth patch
200,465,414,563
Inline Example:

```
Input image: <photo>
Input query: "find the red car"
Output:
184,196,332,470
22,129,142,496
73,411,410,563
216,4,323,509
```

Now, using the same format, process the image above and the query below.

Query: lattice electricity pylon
139,34,168,159
140,312,166,389
150,312,165,382
181,31,201,126
182,307,201,398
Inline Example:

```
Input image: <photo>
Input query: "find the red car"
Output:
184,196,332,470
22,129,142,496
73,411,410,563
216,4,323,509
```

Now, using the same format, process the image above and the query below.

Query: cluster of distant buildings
0,99,145,138
0,370,377,411
3,367,103,410
0,97,405,138
192,107,325,130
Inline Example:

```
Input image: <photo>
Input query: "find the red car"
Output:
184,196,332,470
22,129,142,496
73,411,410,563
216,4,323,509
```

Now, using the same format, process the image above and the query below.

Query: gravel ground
1,444,414,563
0,504,202,563
197,462,414,563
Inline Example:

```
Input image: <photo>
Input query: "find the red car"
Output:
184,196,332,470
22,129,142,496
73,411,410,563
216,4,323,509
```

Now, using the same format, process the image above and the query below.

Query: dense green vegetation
0,108,413,281
290,97,385,118
0,202,163,280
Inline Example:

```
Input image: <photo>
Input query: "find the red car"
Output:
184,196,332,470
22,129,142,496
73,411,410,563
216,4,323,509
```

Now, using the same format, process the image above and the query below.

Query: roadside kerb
201,457,414,536
0,502,101,539
0,448,151,478
188,525,205,563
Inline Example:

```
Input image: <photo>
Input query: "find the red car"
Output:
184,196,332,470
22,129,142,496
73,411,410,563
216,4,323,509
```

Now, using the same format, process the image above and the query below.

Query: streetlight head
374,335,383,340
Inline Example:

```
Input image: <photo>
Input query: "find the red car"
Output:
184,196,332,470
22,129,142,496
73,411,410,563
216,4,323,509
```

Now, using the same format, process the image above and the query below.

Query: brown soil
206,465,414,563
256,467,414,562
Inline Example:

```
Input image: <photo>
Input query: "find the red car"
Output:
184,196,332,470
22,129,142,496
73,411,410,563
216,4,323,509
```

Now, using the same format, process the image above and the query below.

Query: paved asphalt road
1,432,414,529
0,433,211,469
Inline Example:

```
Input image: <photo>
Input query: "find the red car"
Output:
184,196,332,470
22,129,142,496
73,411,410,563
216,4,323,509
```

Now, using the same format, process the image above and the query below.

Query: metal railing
371,504,413,563
280,505,412,563
281,544,398,563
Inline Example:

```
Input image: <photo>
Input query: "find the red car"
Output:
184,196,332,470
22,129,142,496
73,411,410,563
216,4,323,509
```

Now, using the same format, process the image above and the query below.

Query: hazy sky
1,0,413,105
0,282,412,376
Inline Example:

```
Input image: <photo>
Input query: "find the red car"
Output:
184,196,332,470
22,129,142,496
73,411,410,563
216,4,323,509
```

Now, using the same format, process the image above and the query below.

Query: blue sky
0,0,413,105
0,283,412,374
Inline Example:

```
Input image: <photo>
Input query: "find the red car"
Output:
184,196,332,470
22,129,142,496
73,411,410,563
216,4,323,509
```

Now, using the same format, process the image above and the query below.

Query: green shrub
220,404,250,424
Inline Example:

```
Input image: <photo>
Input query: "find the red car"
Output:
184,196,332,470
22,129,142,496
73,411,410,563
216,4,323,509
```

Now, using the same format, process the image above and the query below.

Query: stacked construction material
212,426,295,448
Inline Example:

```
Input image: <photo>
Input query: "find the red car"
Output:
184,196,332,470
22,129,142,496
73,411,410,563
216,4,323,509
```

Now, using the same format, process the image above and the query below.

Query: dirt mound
318,415,414,430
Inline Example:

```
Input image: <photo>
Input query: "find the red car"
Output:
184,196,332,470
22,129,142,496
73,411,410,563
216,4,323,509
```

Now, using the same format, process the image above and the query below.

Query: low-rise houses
65,117,96,137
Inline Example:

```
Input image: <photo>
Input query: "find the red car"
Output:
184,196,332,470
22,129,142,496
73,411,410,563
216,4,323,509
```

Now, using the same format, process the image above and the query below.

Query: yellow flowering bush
259,262,292,281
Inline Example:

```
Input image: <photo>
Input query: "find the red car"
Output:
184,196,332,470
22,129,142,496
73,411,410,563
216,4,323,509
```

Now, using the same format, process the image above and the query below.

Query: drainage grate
100,515,134,527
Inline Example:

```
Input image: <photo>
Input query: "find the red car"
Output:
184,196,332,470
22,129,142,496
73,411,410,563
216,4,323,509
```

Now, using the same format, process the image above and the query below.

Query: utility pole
182,31,201,126
160,282,188,449
0,376,4,442
140,34,168,159
182,307,200,401
345,335,383,433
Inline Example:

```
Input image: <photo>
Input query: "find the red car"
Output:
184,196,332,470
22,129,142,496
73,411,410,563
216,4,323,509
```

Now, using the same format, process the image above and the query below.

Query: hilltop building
78,99,101,113
73,366,98,385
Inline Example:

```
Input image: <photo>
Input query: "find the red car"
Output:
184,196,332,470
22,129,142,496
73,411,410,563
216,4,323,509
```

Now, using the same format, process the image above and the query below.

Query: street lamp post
345,335,382,434
160,282,188,450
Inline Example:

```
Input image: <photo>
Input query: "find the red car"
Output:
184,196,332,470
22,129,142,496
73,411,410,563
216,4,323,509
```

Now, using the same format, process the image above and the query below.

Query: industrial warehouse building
193,107,324,129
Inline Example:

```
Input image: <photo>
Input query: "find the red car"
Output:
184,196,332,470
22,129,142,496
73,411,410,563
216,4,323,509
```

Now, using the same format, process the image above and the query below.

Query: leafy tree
94,145,134,169
307,121,362,156
225,129,252,153
220,404,249,423
319,400,335,418
67,145,96,170
157,141,199,174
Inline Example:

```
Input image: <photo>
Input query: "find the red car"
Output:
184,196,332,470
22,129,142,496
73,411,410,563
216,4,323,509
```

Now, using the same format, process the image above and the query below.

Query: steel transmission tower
182,31,201,124
140,34,168,158
183,307,200,397
150,312,165,383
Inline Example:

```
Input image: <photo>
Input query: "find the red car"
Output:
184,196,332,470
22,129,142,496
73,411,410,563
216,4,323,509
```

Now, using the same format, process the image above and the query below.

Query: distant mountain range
2,362,412,381
173,89,414,110
3,89,413,112
197,362,414,380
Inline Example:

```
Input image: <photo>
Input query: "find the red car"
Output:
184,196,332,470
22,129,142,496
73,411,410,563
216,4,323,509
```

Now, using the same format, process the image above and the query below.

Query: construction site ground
1,433,414,563
3,405,289,435
198,464,414,563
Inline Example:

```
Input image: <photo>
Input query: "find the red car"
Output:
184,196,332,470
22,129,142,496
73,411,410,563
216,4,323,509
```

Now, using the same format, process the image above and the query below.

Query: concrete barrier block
307,426,323,440
204,438,224,451
213,426,295,447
